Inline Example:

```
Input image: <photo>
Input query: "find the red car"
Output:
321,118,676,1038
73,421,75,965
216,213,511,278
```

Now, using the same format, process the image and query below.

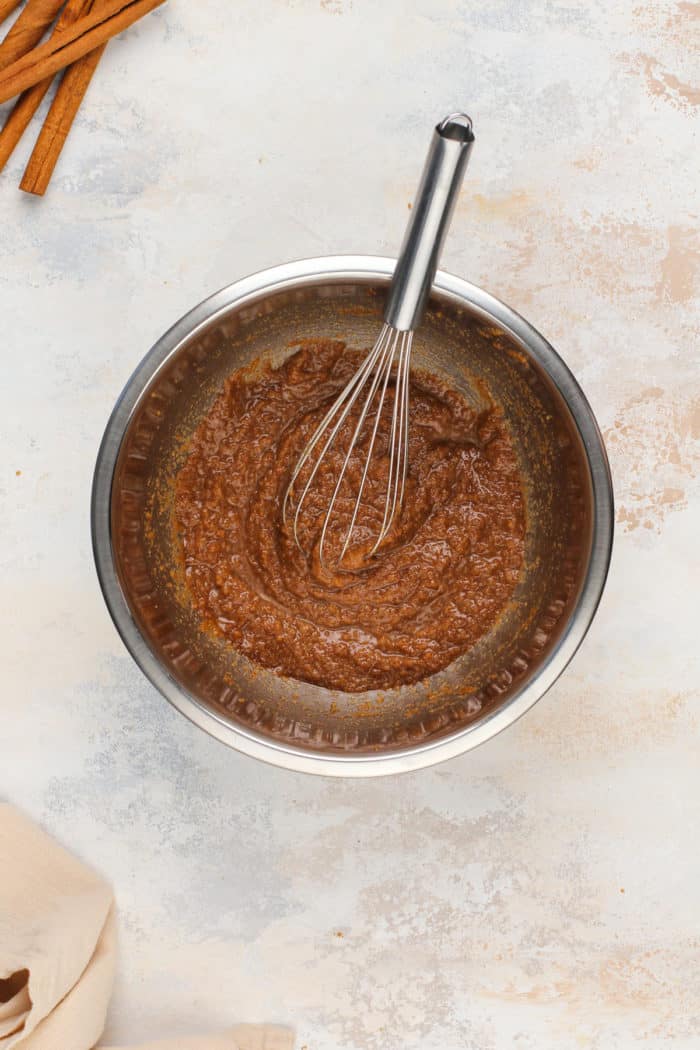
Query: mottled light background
1,1,699,1047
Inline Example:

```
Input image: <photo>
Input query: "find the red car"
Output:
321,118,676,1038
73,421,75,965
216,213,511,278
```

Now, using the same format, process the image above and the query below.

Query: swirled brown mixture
175,340,526,692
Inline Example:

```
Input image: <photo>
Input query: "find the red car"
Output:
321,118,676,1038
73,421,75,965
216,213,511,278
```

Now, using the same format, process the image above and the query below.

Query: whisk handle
384,113,475,332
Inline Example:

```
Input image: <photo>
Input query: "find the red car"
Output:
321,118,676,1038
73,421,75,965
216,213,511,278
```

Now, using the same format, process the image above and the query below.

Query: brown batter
175,340,526,693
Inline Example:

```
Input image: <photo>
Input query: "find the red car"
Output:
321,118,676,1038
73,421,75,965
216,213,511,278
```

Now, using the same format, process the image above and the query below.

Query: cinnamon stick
21,8,107,193
0,0,89,174
0,0,65,71
0,1,24,25
0,0,165,103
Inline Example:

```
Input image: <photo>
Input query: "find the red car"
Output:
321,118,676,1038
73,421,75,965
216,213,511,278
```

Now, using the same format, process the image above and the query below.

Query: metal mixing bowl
92,256,613,776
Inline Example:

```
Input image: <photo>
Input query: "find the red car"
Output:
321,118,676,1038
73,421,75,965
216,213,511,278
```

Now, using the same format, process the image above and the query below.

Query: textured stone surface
1,1,698,1047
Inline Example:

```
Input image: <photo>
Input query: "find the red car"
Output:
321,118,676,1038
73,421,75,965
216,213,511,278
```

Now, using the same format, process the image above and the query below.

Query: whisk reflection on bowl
283,113,475,568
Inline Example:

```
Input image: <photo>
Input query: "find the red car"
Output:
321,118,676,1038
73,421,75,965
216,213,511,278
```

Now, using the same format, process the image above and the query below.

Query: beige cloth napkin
0,805,293,1050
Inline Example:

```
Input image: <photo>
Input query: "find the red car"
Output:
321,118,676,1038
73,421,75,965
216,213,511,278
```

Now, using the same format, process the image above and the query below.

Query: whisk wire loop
283,324,413,567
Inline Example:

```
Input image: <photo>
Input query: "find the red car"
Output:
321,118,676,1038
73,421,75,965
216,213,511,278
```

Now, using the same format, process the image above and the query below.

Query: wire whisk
283,113,475,568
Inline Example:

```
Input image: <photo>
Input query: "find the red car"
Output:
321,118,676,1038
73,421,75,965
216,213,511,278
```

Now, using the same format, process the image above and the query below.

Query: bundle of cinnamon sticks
0,0,166,195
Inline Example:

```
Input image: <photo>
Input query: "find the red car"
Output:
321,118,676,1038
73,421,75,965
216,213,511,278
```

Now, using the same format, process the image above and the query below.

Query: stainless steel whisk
283,113,475,566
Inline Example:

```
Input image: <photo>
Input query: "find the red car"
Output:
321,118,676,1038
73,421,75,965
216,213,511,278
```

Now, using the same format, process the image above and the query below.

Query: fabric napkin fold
0,805,293,1050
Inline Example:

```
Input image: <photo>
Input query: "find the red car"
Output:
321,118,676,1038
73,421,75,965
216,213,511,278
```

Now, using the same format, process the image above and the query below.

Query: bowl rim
91,255,614,777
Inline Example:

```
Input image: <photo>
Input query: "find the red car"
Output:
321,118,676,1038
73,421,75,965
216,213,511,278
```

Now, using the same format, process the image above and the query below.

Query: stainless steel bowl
92,256,613,776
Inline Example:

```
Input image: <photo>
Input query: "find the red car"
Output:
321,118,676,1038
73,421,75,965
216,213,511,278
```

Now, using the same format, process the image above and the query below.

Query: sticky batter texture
175,340,526,692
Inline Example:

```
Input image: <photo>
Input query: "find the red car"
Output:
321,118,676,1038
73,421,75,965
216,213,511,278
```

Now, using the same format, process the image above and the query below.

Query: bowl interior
110,277,592,755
